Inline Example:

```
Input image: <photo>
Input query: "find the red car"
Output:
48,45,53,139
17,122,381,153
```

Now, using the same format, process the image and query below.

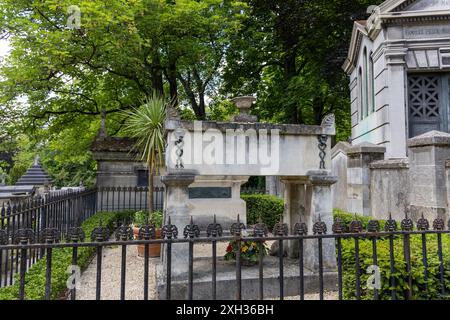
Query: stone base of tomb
155,256,338,300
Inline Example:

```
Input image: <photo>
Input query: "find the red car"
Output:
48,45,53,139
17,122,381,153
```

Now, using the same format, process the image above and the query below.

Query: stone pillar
331,141,351,211
304,170,338,272
385,44,407,158
347,142,386,216
160,170,196,278
408,131,450,222
369,159,409,221
280,177,308,258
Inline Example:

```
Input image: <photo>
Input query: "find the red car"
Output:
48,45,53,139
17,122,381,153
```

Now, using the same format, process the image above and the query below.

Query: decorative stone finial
321,114,335,128
167,105,180,120
33,155,41,166
98,107,107,138
231,96,258,123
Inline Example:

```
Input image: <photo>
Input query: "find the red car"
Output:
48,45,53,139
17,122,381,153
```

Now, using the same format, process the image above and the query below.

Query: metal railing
2,214,449,300
97,186,164,212
0,186,165,288
0,189,97,288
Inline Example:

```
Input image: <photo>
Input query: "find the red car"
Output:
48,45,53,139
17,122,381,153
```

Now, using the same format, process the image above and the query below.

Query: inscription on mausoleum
404,25,450,39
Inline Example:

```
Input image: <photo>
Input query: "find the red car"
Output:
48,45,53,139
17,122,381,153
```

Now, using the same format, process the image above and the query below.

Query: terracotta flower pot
133,227,162,258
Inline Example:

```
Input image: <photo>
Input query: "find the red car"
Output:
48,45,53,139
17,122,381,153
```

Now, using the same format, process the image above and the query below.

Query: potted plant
123,93,167,256
224,240,268,266
132,210,163,257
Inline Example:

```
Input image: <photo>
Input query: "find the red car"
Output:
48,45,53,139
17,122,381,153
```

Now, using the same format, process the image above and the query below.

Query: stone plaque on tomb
188,187,232,199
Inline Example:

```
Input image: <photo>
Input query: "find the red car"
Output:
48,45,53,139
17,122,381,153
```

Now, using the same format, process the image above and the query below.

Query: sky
0,39,10,59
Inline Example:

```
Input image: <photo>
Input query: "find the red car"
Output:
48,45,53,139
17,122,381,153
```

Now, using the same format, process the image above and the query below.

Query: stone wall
408,131,450,222
346,142,385,216
331,142,351,211
332,131,450,223
370,159,409,221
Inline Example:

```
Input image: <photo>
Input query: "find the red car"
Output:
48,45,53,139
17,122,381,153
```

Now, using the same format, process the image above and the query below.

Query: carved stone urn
231,96,258,123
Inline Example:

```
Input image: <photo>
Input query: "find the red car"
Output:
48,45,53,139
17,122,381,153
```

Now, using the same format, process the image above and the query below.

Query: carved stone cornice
385,45,408,65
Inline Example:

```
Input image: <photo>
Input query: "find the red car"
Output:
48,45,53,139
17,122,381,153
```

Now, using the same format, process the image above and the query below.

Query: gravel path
75,245,158,300
283,292,338,300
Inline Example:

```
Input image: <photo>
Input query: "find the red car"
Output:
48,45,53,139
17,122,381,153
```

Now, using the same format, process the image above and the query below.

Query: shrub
132,210,163,228
336,210,450,300
341,234,450,300
242,194,284,231
333,209,387,231
0,211,134,300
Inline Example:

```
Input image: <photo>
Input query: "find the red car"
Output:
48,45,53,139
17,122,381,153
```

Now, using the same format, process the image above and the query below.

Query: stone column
280,177,308,258
385,44,407,158
304,170,338,272
408,131,450,222
160,170,196,278
347,142,386,216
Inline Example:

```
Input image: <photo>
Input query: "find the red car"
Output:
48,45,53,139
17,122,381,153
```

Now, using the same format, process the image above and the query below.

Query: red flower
226,245,233,253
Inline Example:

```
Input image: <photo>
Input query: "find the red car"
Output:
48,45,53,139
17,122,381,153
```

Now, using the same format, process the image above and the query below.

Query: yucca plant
122,94,167,217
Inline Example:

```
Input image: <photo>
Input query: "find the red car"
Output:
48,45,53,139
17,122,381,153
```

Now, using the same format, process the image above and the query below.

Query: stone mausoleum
334,0,450,222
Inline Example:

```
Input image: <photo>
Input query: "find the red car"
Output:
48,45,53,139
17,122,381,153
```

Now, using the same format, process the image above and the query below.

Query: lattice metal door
407,75,446,138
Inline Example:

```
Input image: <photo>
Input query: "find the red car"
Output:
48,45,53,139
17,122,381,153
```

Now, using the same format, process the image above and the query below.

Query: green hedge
336,210,450,300
242,194,284,231
333,209,387,231
341,234,450,300
0,211,134,300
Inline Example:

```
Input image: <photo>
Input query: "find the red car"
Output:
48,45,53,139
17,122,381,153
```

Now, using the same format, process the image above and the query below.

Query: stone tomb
156,112,338,299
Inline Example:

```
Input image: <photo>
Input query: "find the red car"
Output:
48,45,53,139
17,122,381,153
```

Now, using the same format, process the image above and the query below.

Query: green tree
0,0,246,183
223,0,382,141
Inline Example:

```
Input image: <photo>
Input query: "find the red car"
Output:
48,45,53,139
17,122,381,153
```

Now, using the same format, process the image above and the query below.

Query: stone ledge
370,158,409,170
307,170,338,186
92,151,140,161
166,119,335,136
347,142,386,155
408,130,450,148
161,170,198,187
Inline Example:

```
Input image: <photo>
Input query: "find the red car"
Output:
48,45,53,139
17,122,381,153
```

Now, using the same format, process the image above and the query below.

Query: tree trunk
148,163,154,215
151,52,164,97
283,50,297,81
313,96,325,125
284,51,300,124
167,62,178,106
198,91,206,120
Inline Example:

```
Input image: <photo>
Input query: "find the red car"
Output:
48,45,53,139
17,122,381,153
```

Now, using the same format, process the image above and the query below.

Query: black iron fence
97,186,164,212
0,186,164,288
2,213,450,300
0,189,97,287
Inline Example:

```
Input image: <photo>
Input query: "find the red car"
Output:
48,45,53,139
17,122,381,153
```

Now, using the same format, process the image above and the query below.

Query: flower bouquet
224,240,268,266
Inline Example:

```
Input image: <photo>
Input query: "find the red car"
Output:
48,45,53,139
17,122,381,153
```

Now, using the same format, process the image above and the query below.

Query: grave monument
157,96,338,299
